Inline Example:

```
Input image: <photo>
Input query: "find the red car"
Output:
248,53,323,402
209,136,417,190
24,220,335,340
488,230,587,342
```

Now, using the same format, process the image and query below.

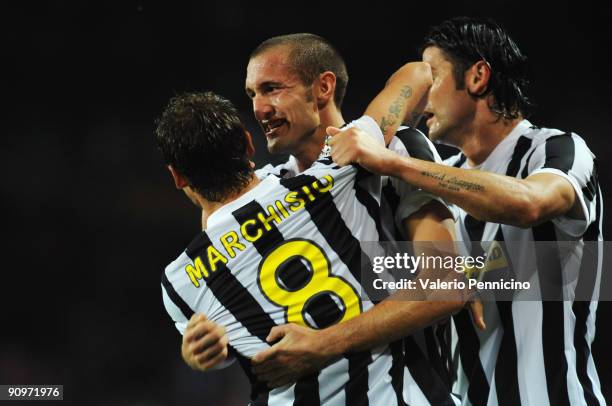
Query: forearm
387,156,545,227
316,199,465,357
322,295,462,356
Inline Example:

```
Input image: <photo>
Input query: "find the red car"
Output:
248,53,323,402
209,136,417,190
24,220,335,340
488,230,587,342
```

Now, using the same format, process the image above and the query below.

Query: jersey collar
204,175,280,230
477,119,533,171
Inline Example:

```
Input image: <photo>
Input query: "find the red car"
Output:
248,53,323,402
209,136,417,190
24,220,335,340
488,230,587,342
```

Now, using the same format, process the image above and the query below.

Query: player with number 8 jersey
158,60,437,405
162,115,405,405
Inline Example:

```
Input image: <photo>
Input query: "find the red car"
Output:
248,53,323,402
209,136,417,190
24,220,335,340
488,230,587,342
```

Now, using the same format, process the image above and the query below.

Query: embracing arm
382,157,581,228
331,133,582,228
308,200,477,356
251,201,482,387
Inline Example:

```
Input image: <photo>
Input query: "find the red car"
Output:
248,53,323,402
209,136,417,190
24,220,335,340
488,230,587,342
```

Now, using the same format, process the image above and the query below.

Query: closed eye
262,84,282,95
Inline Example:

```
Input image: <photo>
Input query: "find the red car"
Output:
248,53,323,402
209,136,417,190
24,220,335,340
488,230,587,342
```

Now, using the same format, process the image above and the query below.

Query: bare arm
383,157,580,227
319,201,468,355
362,62,432,144
330,134,582,228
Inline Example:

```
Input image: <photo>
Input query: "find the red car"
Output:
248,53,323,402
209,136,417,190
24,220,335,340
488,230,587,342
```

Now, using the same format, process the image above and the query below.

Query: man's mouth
260,118,287,136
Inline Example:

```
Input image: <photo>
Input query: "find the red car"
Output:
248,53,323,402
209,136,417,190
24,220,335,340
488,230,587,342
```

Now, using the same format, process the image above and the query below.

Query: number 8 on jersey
258,239,362,329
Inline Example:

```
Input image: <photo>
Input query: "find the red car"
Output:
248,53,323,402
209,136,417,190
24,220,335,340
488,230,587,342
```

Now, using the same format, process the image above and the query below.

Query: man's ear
466,60,492,97
168,165,189,189
314,71,337,108
244,130,256,158
244,130,257,169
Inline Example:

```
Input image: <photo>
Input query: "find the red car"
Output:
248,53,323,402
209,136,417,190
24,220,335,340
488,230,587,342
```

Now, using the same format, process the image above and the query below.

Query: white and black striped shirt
445,119,605,406
256,125,449,240
162,116,408,405
257,126,458,406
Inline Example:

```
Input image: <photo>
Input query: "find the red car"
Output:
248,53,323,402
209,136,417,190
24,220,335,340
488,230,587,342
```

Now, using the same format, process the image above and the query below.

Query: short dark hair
155,92,253,202
250,33,349,108
422,17,532,119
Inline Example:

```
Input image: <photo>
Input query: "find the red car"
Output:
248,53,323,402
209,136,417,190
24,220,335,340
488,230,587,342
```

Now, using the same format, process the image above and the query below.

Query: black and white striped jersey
384,127,459,406
445,120,605,405
256,126,451,241
257,126,458,405
162,116,408,405
255,154,301,180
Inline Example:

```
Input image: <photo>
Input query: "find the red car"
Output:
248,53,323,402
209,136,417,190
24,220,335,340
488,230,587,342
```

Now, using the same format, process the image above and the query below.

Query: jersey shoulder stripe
162,271,194,320
393,126,436,162
542,132,575,173
505,136,533,177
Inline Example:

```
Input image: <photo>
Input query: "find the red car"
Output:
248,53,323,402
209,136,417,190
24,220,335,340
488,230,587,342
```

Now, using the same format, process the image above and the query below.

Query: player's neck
459,112,523,167
294,108,345,173
199,174,261,229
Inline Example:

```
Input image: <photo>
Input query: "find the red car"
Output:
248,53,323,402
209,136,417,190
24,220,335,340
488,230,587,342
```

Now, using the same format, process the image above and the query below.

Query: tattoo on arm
407,112,422,127
379,85,413,135
421,171,485,193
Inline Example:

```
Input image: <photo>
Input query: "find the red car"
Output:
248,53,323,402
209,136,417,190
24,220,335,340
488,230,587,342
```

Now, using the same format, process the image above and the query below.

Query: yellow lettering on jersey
185,256,208,287
285,191,305,212
258,205,282,231
313,175,334,193
207,245,228,272
275,200,290,218
302,185,316,202
220,231,246,258
241,219,262,242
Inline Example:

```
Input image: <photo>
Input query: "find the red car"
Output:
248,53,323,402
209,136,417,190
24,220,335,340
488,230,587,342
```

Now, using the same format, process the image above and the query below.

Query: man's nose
253,95,274,121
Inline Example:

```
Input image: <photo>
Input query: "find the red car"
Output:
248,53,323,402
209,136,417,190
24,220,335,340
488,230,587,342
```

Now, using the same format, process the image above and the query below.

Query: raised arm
362,62,432,144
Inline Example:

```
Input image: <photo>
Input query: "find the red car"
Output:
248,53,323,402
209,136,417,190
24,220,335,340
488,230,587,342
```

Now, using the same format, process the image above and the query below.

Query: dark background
1,1,610,405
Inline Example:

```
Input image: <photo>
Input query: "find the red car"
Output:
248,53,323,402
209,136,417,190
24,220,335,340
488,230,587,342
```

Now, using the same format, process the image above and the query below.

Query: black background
1,1,610,404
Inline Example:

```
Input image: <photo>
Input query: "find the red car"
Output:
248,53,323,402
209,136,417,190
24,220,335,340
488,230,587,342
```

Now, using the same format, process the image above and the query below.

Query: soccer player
159,63,467,404
182,33,471,405
312,17,604,406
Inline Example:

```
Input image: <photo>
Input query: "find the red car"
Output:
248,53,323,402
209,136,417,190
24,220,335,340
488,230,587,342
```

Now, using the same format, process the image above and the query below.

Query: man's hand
327,126,397,175
251,324,334,388
468,297,486,330
181,313,229,371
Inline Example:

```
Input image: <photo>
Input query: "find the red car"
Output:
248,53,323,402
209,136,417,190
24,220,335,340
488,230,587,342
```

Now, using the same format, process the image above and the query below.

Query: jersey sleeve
348,114,385,145
162,251,221,331
526,132,597,236
161,251,236,369
387,127,455,230
161,283,189,335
